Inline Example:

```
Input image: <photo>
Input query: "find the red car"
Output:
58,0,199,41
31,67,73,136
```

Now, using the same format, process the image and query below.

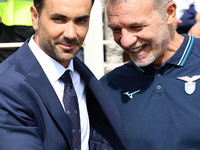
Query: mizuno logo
123,90,140,98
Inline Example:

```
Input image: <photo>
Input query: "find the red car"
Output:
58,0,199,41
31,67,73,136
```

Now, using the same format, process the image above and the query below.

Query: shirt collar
167,34,194,67
28,35,74,84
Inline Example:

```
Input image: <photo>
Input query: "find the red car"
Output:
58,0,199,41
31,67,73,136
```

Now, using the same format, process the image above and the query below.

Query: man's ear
30,5,39,31
165,2,177,25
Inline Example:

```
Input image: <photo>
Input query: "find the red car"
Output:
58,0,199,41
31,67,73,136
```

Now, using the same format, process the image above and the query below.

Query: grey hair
103,0,172,19
154,0,172,15
103,0,172,5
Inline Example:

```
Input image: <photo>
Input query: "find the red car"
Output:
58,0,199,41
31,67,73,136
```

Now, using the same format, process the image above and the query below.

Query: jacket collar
15,39,73,148
15,39,125,148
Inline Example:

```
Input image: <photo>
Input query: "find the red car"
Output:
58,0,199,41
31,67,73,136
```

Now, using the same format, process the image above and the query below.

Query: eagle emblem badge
177,75,200,95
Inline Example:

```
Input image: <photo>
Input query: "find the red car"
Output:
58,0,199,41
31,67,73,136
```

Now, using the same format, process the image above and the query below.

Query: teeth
131,45,144,53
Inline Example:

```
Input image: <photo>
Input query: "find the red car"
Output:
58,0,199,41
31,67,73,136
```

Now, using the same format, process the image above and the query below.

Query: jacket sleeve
0,84,44,150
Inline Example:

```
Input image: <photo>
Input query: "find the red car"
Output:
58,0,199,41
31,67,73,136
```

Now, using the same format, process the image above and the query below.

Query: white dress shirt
28,36,89,150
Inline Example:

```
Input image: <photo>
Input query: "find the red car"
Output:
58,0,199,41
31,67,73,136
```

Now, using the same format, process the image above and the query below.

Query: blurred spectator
0,0,34,62
173,0,200,38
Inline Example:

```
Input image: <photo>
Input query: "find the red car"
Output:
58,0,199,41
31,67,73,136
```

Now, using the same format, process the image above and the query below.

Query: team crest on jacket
177,75,200,95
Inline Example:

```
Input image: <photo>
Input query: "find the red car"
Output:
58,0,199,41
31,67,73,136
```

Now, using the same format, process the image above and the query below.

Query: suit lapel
15,40,72,148
73,58,125,147
15,40,125,148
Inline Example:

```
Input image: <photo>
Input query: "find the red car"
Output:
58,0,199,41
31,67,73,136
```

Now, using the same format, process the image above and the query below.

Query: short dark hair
33,0,43,15
34,0,95,15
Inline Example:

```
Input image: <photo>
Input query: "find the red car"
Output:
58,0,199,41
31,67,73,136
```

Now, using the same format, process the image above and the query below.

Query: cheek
45,25,64,40
77,27,89,40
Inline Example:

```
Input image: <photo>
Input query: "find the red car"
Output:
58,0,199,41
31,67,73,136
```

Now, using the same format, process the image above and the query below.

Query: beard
37,19,81,62
130,23,170,68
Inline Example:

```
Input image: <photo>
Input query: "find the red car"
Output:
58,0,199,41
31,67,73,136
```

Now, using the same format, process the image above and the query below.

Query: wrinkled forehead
106,0,154,17
106,0,159,28
105,0,153,4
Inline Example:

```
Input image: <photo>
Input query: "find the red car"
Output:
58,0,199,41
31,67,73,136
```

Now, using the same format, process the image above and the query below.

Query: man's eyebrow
129,22,144,26
77,15,90,20
50,13,90,20
108,22,145,28
50,13,67,18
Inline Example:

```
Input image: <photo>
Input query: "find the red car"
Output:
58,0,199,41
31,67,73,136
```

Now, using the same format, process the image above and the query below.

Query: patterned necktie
60,70,81,150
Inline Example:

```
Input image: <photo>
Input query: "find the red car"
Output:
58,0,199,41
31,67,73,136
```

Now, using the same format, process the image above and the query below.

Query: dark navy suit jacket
0,39,125,150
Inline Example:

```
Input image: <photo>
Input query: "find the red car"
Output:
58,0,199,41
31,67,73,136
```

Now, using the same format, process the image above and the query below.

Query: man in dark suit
0,0,125,149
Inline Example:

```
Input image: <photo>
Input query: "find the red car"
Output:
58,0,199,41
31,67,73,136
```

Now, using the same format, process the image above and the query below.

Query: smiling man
100,0,200,149
0,0,124,149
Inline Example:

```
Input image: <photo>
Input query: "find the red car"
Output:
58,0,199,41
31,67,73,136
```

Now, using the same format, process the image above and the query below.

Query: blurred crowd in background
0,0,200,70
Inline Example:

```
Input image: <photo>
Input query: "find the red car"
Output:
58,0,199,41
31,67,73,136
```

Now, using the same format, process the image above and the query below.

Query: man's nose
63,22,77,40
120,28,137,49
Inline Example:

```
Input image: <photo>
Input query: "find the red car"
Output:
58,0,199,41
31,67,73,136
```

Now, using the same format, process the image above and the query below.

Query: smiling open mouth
130,44,147,53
